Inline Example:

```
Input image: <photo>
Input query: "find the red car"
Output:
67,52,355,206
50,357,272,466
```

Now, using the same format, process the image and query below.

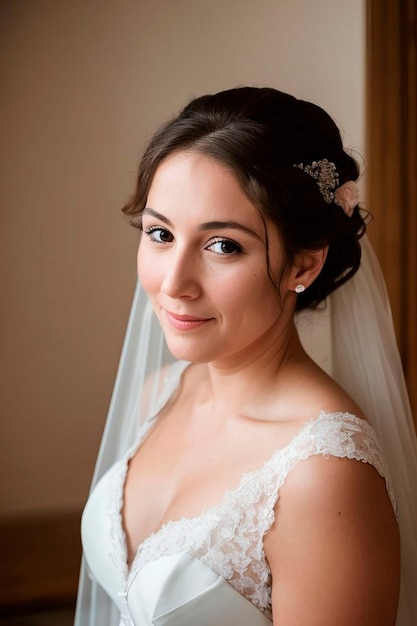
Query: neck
201,304,309,420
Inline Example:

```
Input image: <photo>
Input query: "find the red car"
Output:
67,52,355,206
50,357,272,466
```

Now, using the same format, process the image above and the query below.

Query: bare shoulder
288,355,367,420
264,453,400,625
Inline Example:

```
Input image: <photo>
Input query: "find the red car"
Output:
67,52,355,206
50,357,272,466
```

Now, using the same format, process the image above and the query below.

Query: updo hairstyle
122,87,366,310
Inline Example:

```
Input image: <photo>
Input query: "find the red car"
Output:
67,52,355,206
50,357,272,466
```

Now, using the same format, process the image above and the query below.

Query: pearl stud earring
295,284,306,294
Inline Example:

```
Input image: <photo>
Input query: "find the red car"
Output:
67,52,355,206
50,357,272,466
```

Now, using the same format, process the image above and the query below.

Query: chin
164,336,218,364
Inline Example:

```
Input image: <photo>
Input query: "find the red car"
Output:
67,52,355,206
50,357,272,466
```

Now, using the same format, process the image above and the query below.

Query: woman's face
137,150,293,367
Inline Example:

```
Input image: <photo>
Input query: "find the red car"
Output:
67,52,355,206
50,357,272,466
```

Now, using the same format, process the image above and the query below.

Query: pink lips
165,310,212,331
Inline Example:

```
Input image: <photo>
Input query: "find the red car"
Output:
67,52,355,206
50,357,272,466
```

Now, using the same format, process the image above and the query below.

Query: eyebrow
143,208,263,241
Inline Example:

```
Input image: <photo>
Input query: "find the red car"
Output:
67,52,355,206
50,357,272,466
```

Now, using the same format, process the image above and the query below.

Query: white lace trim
106,410,394,616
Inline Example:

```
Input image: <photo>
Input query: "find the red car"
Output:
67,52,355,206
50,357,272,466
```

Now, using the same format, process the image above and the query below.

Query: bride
76,87,417,625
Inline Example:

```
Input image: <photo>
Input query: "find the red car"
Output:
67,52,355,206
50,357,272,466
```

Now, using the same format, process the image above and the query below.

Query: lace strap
272,412,396,510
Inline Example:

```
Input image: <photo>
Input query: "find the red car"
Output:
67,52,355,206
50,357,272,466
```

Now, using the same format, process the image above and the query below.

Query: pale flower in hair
334,181,359,217
294,159,360,218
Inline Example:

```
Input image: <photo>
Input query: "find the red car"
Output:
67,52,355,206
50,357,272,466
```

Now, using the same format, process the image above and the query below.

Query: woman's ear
288,246,328,291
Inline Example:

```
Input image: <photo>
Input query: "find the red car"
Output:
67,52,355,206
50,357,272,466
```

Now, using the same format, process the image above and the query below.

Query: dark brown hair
122,87,366,310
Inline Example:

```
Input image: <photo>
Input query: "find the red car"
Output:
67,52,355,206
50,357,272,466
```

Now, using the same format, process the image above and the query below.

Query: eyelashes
143,227,244,256
206,238,243,256
143,226,173,244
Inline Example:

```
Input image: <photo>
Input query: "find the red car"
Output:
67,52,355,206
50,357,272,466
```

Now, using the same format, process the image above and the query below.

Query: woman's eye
144,227,174,244
207,238,243,256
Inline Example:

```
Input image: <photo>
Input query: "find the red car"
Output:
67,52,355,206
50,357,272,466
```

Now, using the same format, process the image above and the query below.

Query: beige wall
0,0,365,515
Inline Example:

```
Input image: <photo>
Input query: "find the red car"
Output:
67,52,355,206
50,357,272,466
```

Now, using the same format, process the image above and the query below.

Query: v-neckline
115,406,364,581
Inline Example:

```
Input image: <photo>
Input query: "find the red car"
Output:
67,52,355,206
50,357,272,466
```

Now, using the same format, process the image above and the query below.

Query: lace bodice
82,390,395,625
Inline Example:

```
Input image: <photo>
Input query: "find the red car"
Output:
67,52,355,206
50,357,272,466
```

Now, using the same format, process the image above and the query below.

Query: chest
122,412,300,561
81,455,278,619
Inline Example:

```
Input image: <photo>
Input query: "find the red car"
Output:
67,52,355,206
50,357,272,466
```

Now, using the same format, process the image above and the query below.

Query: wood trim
404,0,417,421
366,0,417,425
0,511,81,612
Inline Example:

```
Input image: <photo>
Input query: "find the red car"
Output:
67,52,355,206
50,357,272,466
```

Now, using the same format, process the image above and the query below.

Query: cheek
225,272,280,316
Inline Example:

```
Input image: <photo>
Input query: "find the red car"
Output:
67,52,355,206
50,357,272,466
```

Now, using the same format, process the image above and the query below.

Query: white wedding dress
81,362,395,626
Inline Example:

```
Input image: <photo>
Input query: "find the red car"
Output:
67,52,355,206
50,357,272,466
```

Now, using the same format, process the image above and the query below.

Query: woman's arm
263,455,400,626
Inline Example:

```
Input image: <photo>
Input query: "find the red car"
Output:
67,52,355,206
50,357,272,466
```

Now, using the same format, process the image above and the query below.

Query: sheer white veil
75,236,417,626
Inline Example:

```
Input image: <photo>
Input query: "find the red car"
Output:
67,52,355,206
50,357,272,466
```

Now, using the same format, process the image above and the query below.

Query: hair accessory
294,159,339,203
294,160,359,217
334,180,359,217
295,284,306,294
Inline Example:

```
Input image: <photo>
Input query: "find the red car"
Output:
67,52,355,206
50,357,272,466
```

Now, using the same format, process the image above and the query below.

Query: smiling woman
76,87,417,626
138,152,297,366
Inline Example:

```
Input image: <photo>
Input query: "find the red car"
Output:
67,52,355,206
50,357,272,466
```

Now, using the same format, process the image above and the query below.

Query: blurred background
1,1,415,624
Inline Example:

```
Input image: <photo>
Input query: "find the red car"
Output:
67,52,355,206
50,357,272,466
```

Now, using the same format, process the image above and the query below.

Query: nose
160,247,201,300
